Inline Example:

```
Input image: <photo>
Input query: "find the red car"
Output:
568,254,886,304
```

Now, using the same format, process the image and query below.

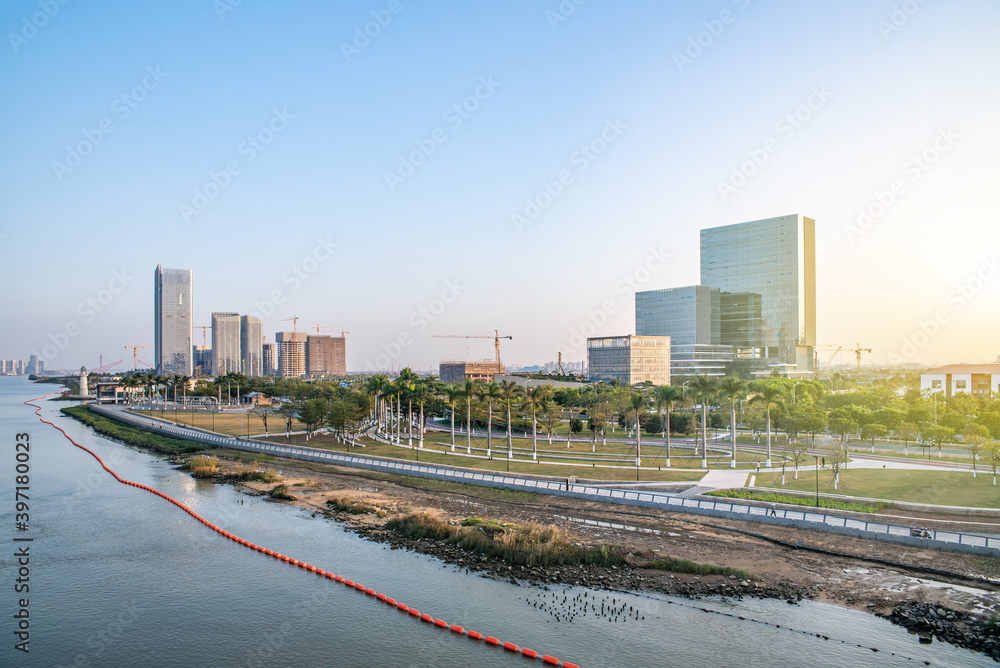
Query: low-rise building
920,364,1000,397
587,335,671,386
439,360,504,384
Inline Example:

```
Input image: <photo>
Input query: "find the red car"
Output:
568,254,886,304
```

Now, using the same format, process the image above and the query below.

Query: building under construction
439,360,505,384
306,335,346,377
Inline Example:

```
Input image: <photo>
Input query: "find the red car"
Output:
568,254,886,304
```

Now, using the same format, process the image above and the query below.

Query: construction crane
124,346,151,371
195,325,210,347
557,351,564,375
432,330,512,373
853,343,872,373
312,326,350,337
280,316,300,337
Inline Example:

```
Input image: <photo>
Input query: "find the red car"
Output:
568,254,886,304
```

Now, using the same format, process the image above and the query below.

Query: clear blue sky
2,0,998,373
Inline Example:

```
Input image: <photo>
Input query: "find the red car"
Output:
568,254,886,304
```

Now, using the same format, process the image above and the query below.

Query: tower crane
280,316,300,337
195,325,210,347
124,346,150,371
853,343,872,373
312,326,350,337
432,330,512,373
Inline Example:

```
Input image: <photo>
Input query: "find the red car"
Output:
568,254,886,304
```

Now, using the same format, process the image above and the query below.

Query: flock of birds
523,590,645,624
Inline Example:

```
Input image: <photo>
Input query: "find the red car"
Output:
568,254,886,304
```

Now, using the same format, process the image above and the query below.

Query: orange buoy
385,598,396,606
521,648,538,659
449,624,464,634
433,619,447,628
484,636,500,646
364,588,375,596
468,631,483,640
316,569,325,576
376,593,386,601
335,576,344,583
397,604,409,612
542,655,560,665
353,582,365,591
563,663,581,668
325,572,336,580
503,642,519,652
420,613,433,623
408,608,420,617
307,565,316,572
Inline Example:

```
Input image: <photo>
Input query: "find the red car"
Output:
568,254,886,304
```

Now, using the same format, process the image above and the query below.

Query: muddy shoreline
198,453,999,660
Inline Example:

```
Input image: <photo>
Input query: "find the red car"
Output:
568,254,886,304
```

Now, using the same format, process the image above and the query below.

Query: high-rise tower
154,265,193,375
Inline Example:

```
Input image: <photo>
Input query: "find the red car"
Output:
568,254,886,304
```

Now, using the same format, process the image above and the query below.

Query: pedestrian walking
769,503,777,517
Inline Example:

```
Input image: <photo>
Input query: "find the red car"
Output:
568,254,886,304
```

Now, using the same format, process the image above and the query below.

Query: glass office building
211,312,241,376
635,286,735,377
700,214,815,373
587,335,671,386
240,315,263,376
153,265,193,375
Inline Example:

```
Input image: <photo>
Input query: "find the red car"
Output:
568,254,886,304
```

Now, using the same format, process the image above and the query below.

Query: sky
2,0,998,374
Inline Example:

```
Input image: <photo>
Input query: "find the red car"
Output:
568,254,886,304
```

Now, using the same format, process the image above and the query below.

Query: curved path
32,395,579,668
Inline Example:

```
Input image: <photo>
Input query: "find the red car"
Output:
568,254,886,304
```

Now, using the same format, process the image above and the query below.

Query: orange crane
814,343,871,376
124,346,150,371
280,316,300,337
195,325,210,347
853,343,872,373
432,330,512,373
312,326,350,337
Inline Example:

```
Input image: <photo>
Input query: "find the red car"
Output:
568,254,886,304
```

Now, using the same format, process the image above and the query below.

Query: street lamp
814,455,820,508
792,381,803,404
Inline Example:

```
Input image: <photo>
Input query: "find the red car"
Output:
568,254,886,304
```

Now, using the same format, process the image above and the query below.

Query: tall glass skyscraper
154,265,193,375
211,312,241,376
700,214,816,372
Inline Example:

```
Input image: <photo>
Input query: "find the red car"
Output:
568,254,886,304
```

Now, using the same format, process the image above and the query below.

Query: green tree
717,376,747,469
964,423,990,478
655,385,685,467
860,423,888,453
897,421,918,455
920,424,954,458
688,375,720,468
627,393,645,467
440,383,463,452
829,417,859,443
298,398,327,437
988,440,1000,486
478,382,501,458
750,384,784,468
521,385,552,461
463,378,476,454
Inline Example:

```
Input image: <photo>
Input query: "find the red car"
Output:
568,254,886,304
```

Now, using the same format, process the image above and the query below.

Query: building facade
439,361,505,384
211,312,241,376
240,315,263,376
276,331,306,377
586,335,671,386
193,346,212,377
154,265,193,375
700,214,815,375
306,335,346,377
262,343,276,375
636,285,734,377
921,364,1000,397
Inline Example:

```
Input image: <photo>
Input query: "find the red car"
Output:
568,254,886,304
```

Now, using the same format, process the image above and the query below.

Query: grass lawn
281,433,704,483
134,409,304,437
758,467,1000,508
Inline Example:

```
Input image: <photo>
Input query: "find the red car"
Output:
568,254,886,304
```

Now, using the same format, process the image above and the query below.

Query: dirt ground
219,453,1000,658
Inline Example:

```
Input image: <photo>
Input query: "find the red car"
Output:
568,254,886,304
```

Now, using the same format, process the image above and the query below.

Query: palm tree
478,381,501,457
499,380,520,466
440,383,463,452
521,385,552,461
687,375,719,468
750,384,785,468
463,379,476,454
412,378,432,448
655,385,684,467
717,376,747,469
628,393,645,467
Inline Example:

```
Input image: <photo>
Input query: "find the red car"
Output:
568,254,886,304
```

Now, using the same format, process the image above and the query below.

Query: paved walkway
679,468,751,497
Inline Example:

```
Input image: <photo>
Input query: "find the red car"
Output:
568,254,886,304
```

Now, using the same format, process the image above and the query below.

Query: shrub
645,558,754,580
269,484,296,500
326,496,378,515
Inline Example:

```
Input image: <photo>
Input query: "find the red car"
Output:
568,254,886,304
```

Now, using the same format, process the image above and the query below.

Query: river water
0,377,989,667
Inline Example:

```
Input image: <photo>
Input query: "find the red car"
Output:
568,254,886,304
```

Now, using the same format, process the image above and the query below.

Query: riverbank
62,405,1000,660
211,452,1000,660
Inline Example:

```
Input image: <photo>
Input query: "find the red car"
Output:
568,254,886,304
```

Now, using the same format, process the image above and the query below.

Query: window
955,380,967,389
931,380,941,388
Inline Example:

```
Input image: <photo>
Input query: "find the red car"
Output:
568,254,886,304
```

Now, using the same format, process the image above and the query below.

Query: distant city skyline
2,2,998,372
